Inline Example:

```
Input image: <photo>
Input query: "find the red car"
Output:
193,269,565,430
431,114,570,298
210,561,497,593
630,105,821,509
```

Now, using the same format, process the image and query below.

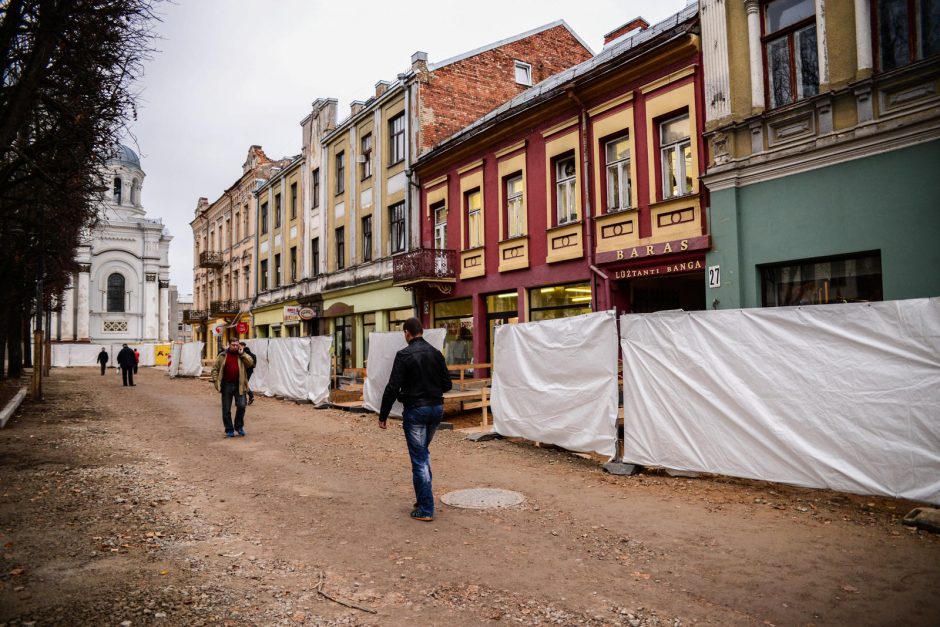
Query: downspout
401,72,419,316
565,89,608,311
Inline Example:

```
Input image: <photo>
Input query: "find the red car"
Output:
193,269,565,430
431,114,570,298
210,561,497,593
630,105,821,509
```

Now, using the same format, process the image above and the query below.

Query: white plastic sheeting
168,344,181,377
174,342,204,377
244,337,333,406
51,344,115,368
490,311,619,457
620,298,940,505
362,328,446,417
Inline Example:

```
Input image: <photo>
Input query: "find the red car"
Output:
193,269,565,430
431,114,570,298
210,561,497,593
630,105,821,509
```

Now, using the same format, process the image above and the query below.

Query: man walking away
239,341,256,404
133,348,140,374
97,348,109,375
378,317,452,522
211,338,254,438
117,344,136,386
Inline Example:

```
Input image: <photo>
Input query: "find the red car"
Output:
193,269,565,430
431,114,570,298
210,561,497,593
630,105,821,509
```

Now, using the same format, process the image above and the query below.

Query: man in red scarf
210,338,255,437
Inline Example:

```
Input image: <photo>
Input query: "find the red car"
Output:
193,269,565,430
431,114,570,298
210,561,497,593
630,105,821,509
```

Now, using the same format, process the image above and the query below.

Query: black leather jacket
379,336,452,421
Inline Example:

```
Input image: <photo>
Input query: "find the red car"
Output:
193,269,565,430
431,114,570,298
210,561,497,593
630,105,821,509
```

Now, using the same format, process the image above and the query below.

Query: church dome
109,144,141,169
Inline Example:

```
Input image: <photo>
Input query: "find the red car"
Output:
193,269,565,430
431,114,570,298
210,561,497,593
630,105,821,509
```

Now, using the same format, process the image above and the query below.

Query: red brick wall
417,25,592,154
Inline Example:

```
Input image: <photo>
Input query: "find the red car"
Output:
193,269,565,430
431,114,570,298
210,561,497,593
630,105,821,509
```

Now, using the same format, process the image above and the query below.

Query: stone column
159,280,170,341
76,265,91,341
60,279,75,341
144,272,159,340
701,0,732,123
745,0,764,112
814,0,830,90
854,0,873,77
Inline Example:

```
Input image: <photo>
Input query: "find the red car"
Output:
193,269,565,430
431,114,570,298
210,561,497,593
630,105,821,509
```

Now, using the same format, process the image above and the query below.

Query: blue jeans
403,405,443,515
221,382,246,433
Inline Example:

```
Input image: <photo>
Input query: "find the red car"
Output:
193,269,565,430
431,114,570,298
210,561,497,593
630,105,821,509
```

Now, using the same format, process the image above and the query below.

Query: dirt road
0,368,938,626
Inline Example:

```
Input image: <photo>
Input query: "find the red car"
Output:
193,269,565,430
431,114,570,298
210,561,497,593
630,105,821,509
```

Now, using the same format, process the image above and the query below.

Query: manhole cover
441,488,526,509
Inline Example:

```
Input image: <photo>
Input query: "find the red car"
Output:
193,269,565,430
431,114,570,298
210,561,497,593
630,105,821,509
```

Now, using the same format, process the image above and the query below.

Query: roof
414,3,699,168
109,144,141,169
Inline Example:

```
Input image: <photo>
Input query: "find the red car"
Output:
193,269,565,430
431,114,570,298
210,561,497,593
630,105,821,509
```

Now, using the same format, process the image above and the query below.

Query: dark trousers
133,363,138,374
100,363,106,375
221,382,246,433
402,405,443,515
121,367,134,386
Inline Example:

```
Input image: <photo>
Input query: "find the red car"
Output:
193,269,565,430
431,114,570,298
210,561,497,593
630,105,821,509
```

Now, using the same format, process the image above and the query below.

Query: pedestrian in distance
96,347,109,375
133,348,140,374
239,341,256,405
116,344,136,386
211,338,254,438
378,317,452,522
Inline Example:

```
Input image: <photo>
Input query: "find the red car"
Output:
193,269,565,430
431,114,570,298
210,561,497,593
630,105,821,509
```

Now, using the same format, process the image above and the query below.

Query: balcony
182,309,208,323
210,300,239,316
199,251,223,269
392,248,456,286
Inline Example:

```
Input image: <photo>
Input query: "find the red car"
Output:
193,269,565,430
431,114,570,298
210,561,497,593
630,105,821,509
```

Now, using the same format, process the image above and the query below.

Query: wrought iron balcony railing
392,248,456,285
182,309,208,322
210,300,239,315
199,251,223,268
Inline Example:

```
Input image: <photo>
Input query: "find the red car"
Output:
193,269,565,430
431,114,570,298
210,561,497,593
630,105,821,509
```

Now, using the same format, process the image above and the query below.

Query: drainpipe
566,88,608,311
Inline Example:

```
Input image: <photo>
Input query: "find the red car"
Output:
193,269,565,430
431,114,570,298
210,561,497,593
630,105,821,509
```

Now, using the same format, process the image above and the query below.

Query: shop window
433,201,447,250
335,226,345,270
660,114,693,199
485,292,518,362
334,316,352,372
107,273,125,312
760,251,883,307
290,183,297,220
435,299,473,365
389,113,405,165
287,325,300,338
763,0,818,109
554,154,577,225
311,168,320,208
466,189,483,248
260,202,269,235
875,0,940,71
362,215,373,262
504,173,524,238
529,283,592,322
260,259,268,291
335,151,345,195
362,313,376,361
605,134,631,212
361,133,373,179
389,307,414,330
390,202,406,254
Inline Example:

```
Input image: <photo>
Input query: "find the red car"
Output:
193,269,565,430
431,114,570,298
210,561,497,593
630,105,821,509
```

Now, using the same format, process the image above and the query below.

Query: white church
54,145,173,343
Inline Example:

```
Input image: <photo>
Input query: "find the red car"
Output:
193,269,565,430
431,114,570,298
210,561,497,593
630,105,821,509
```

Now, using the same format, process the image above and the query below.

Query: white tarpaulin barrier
491,311,619,457
168,344,181,377
362,328,446,417
132,343,156,367
244,337,333,406
620,298,940,504
176,342,204,377
52,344,115,368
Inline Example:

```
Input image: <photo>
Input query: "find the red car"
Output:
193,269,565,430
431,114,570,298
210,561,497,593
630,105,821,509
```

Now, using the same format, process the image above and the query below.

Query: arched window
107,273,125,312
113,177,122,204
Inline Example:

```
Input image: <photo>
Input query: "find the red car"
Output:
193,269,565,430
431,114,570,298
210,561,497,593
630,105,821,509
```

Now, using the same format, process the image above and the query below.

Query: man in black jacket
116,344,136,386
96,348,109,375
378,317,452,522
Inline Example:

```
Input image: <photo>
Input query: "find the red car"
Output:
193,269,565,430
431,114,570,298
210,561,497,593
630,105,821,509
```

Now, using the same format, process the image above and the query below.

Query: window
554,156,577,225
243,206,249,236
390,201,406,254
226,218,231,248
232,270,239,300
234,211,240,241
361,133,372,180
260,259,268,291
113,178,122,204
243,265,250,295
335,151,345,195
389,113,405,164
760,251,883,307
275,193,282,229
763,0,818,109
335,227,345,269
529,283,593,322
362,215,373,262
274,253,281,287
311,169,320,208
466,189,483,248
660,114,693,198
433,202,447,250
107,273,125,312
514,60,532,86
435,299,473,365
260,202,269,235
605,134,631,212
505,174,524,238
290,246,297,282
290,183,297,220
876,0,940,71
311,237,320,276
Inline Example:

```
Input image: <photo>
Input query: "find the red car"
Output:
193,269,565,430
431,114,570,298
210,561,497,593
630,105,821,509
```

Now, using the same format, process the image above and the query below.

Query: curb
0,388,28,429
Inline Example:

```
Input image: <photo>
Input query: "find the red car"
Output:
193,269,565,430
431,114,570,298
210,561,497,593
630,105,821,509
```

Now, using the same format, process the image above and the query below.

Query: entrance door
630,273,705,313
333,316,353,373
485,292,518,362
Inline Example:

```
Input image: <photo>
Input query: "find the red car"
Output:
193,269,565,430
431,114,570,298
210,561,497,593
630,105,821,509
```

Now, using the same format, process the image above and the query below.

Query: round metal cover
441,488,526,509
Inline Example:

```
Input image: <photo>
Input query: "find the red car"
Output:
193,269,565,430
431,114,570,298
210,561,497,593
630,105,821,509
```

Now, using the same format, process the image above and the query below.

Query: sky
129,0,690,295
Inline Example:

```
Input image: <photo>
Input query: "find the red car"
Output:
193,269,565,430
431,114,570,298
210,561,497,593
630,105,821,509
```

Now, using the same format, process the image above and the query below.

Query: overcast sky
128,0,689,295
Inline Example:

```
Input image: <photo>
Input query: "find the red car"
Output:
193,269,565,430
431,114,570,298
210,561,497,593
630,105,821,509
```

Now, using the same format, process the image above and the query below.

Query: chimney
350,100,365,117
195,197,209,215
411,50,428,73
603,17,649,45
375,80,391,98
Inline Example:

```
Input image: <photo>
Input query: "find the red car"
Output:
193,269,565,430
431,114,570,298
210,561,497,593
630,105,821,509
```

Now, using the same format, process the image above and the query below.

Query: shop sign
597,235,710,265
236,321,249,334
212,324,224,336
612,259,704,280
298,307,317,320
284,306,300,321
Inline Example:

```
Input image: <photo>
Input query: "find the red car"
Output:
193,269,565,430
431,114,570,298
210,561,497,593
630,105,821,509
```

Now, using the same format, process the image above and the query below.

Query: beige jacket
211,350,255,395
